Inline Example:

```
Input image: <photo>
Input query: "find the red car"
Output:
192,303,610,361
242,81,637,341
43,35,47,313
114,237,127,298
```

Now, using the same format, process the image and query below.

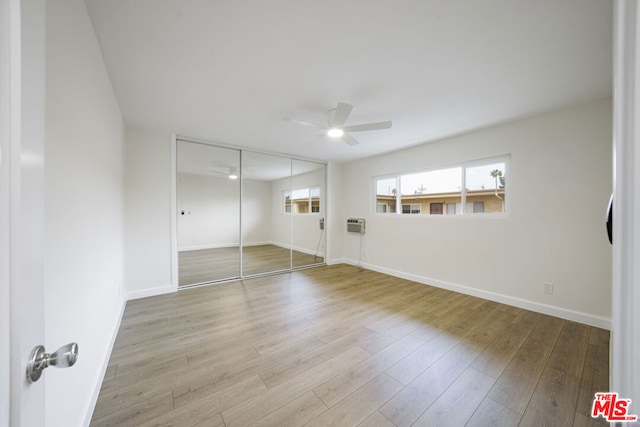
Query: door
176,141,241,286
611,0,640,410
241,151,292,276
2,0,47,424
291,160,326,268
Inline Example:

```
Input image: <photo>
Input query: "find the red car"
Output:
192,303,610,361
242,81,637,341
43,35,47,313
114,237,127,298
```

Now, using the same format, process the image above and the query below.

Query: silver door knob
26,342,78,383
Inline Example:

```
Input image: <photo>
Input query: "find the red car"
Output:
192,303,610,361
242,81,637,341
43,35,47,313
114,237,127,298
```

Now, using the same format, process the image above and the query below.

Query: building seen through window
375,158,507,215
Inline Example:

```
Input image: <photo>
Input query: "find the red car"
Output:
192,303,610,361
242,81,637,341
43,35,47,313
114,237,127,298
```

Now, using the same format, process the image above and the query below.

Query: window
399,167,461,215
283,187,321,214
402,204,421,214
465,162,505,214
310,187,320,213
284,191,292,213
375,177,397,215
446,203,457,215
373,156,507,216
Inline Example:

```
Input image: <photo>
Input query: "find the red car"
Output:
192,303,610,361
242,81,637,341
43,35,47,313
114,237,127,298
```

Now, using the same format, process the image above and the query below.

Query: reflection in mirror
292,160,326,268
177,141,240,286
241,152,292,276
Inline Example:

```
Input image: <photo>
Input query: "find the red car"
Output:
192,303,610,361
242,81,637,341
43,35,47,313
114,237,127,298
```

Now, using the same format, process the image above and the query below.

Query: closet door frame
174,139,242,286
170,134,327,289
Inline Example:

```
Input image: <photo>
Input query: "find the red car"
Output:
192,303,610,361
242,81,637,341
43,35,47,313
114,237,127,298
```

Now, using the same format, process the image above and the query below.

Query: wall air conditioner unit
347,218,365,234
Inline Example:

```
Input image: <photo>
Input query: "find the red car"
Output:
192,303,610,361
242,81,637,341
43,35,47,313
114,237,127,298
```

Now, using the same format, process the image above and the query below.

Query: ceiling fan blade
342,134,359,146
343,121,392,132
284,117,324,129
330,102,353,127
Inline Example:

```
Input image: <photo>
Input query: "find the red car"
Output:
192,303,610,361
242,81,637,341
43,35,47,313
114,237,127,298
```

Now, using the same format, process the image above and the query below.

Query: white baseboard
342,259,611,330
83,297,126,427
244,241,274,248
292,245,325,257
126,284,175,301
268,241,289,250
178,241,281,252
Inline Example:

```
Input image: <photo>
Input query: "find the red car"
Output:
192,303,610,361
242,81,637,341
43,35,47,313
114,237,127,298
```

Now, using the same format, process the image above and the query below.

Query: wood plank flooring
179,245,324,286
91,265,610,426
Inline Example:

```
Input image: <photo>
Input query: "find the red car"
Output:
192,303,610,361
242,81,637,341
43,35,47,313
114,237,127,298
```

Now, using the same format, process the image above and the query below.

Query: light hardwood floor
179,245,324,286
92,265,609,426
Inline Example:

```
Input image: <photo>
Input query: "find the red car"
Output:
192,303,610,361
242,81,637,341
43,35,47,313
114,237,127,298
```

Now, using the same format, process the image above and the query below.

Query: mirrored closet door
176,139,326,287
291,159,326,268
241,151,292,276
177,141,241,286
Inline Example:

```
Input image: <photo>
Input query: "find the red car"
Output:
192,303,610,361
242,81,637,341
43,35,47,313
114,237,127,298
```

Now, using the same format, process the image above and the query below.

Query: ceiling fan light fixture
327,127,344,138
289,102,390,147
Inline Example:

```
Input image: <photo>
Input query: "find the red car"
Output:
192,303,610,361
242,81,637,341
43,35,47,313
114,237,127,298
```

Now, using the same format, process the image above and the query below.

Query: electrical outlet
544,282,554,295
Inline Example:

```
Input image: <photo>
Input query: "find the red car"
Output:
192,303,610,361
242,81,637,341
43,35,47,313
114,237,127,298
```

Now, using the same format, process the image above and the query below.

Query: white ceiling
85,0,612,162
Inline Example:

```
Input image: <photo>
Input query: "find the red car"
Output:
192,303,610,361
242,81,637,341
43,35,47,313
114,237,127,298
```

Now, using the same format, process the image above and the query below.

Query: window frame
283,186,321,215
376,203,389,213
402,203,422,214
372,155,509,218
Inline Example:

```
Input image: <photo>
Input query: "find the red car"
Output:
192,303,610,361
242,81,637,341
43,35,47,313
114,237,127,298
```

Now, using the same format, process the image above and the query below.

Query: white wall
269,175,291,248
326,162,345,264
342,99,613,328
177,174,271,250
44,0,125,425
177,173,241,250
124,127,173,298
242,178,272,245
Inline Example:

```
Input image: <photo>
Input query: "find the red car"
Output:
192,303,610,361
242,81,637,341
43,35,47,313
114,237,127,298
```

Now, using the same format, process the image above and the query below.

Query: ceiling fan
287,102,392,146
